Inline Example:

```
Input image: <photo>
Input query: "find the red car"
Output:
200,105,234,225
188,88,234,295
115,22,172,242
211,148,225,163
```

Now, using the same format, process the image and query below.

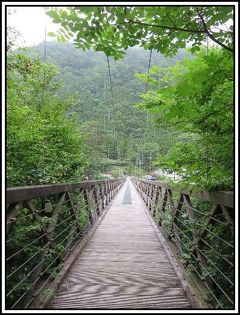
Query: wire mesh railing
6,178,125,309
131,177,234,309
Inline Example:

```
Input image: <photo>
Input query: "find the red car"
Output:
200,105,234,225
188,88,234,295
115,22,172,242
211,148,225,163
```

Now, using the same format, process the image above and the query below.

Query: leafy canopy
47,6,233,59
136,48,233,190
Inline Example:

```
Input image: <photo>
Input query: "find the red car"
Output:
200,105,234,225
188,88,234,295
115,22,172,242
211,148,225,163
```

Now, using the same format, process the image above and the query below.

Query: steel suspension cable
175,235,233,305
145,49,153,93
189,264,223,308
23,227,87,309
7,210,79,263
174,220,234,286
7,211,81,280
11,228,77,309
162,222,227,308
107,55,114,107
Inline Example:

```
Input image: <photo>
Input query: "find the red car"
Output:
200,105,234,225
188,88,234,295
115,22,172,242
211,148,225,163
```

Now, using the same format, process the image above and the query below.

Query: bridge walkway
49,178,192,309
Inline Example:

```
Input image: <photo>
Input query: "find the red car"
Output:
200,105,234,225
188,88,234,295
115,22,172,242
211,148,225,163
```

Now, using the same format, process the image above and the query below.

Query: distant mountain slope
31,41,189,133
29,41,190,167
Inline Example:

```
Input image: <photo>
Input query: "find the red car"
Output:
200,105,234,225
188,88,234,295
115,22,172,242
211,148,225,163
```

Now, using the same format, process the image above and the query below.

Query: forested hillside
28,42,190,179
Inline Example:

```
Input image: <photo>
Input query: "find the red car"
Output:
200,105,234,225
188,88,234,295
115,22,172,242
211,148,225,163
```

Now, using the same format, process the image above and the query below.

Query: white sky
7,7,59,47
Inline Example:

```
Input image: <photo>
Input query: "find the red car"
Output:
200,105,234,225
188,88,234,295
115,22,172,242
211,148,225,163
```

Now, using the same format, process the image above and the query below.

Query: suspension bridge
6,177,234,310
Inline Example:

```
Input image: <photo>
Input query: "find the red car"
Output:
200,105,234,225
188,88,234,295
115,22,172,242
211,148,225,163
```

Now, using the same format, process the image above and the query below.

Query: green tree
7,51,88,187
137,48,233,189
47,6,233,58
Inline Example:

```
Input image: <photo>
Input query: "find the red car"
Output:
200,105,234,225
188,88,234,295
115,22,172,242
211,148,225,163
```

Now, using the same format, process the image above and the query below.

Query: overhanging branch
127,19,205,34
126,16,233,52
196,9,233,52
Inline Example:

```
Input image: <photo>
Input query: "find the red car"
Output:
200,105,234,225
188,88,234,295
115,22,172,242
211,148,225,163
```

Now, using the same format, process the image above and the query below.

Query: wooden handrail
7,179,122,204
134,178,233,208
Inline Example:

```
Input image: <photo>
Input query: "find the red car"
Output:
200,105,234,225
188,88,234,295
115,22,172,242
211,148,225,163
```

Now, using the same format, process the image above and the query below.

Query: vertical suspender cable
107,55,114,107
145,49,153,93
206,35,209,180
145,49,153,123
107,55,116,158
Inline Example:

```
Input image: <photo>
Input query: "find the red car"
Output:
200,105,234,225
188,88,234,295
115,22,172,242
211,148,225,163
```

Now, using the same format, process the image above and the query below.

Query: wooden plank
48,178,194,310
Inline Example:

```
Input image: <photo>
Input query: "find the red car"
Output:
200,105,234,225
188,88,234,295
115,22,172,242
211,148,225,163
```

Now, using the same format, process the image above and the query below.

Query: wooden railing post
152,187,160,217
100,183,105,211
93,185,100,216
82,188,93,224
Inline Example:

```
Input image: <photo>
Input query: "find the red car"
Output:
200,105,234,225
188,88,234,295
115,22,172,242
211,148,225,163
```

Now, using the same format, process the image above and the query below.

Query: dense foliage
47,6,233,57
137,48,233,189
7,51,88,187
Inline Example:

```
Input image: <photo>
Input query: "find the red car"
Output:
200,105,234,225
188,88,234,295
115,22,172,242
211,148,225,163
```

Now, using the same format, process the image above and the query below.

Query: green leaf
47,32,57,37
47,10,61,22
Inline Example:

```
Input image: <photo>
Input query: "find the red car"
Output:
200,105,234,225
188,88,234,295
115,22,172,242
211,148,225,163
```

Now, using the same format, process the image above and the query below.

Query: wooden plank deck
48,178,192,309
